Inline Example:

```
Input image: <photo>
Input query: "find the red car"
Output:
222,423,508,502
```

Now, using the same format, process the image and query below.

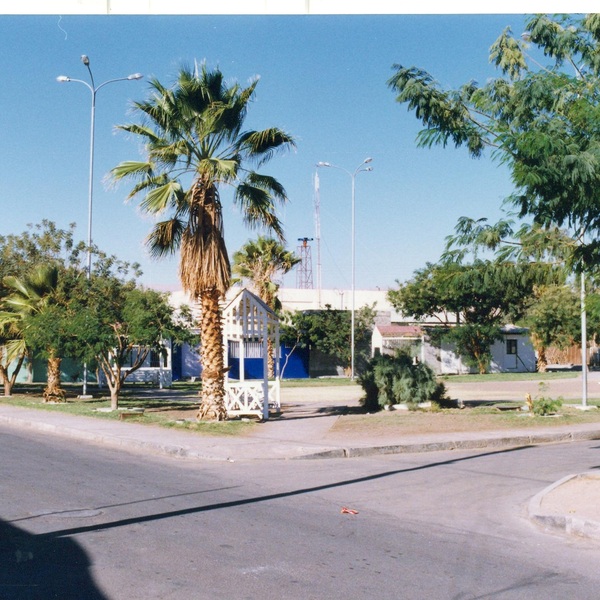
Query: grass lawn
3,373,599,440
0,390,254,436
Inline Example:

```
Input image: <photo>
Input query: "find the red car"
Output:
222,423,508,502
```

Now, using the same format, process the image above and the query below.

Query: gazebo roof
223,288,278,340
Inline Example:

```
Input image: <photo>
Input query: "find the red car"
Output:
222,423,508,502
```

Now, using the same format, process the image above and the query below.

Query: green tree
1,265,68,401
232,236,299,310
388,259,557,373
70,276,192,410
232,236,299,377
112,64,295,420
0,221,78,290
388,14,600,271
521,284,581,371
0,308,26,397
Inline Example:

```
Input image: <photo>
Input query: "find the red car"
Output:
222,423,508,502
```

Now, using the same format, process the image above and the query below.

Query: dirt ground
122,376,600,437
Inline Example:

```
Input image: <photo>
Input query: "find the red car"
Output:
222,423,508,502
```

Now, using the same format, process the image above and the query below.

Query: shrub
532,395,563,416
359,350,447,411
527,382,563,416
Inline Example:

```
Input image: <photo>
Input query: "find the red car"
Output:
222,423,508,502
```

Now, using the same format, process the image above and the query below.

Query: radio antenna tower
296,237,314,289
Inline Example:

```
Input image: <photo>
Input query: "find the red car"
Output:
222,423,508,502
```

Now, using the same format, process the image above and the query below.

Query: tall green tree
1,265,67,401
232,236,299,377
112,64,295,420
232,236,299,310
388,13,600,271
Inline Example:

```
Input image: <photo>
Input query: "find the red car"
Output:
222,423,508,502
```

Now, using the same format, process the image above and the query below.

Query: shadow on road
33,445,545,542
0,518,109,599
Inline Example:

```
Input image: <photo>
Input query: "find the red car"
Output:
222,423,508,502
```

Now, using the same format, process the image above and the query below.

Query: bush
532,396,563,416
359,351,447,412
527,382,563,416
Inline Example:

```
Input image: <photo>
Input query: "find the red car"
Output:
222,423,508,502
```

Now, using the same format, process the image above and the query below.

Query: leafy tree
232,236,299,377
388,14,600,271
388,259,558,373
69,276,193,410
112,63,295,420
0,221,78,290
0,308,26,397
1,265,68,401
281,304,377,376
521,285,581,371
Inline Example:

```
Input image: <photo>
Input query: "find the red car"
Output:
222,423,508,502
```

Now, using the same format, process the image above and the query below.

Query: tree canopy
389,14,600,271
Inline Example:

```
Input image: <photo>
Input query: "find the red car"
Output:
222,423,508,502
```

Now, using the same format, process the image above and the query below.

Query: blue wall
228,344,309,379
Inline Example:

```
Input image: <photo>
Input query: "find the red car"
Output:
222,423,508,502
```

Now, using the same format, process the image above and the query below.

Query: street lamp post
57,55,142,396
317,158,373,380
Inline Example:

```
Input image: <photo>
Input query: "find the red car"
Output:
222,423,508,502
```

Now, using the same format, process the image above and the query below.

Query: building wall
490,335,536,373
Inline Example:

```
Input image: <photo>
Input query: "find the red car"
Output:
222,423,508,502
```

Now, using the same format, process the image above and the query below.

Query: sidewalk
1,379,599,540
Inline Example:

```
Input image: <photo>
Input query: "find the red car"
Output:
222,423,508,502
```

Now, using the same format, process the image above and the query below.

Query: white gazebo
223,288,281,420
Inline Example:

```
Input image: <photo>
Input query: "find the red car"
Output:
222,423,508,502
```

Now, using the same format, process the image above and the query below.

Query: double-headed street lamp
57,55,142,395
57,55,143,279
317,158,373,380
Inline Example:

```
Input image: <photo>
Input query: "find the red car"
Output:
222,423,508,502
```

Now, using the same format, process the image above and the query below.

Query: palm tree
111,63,295,420
1,265,63,400
232,236,300,377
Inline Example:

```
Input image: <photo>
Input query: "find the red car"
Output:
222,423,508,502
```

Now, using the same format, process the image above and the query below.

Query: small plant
359,350,447,412
532,395,563,416
528,382,563,416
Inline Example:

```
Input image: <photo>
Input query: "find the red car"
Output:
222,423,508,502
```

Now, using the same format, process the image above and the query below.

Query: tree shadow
0,518,109,599
37,445,539,542
271,403,365,421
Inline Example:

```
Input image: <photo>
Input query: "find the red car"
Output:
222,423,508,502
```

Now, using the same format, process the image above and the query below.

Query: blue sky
1,12,537,293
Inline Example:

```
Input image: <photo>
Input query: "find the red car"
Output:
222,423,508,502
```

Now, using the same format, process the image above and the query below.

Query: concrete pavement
1,378,599,541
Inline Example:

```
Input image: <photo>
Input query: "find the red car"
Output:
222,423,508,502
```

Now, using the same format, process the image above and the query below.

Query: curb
297,429,600,460
2,411,600,462
528,472,600,541
0,414,232,462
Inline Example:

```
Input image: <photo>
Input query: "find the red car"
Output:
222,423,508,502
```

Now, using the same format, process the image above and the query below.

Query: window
148,350,159,368
506,339,518,355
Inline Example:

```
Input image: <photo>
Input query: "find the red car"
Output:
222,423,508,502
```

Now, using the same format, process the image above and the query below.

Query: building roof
376,325,423,338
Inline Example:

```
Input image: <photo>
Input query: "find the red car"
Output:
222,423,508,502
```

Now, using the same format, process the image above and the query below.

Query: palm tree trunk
43,356,66,402
537,346,548,372
197,288,228,421
267,338,275,379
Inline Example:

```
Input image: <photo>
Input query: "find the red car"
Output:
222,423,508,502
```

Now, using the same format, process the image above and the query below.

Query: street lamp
317,158,373,380
57,55,142,396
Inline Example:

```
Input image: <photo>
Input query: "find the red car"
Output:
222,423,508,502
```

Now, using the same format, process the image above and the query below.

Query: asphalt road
2,425,600,600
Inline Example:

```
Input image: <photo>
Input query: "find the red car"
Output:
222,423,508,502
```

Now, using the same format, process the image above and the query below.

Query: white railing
225,379,281,418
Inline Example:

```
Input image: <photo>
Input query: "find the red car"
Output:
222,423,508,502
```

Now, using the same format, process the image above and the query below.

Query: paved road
2,424,600,600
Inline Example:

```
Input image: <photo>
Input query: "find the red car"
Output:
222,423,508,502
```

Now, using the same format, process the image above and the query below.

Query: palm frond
111,161,153,183
116,123,162,144
146,219,186,258
237,128,296,167
139,180,185,214
234,182,284,240
179,186,230,298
